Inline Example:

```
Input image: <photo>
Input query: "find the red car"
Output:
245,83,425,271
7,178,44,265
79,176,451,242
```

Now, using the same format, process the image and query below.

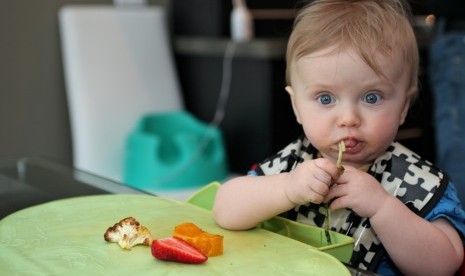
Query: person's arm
213,158,340,230
327,166,463,275
212,173,295,230
372,199,463,275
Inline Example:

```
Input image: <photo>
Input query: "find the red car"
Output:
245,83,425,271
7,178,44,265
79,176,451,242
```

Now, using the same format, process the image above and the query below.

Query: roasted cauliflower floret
104,217,152,250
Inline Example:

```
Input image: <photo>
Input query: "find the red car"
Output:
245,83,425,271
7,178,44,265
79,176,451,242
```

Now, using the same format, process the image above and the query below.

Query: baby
213,0,465,274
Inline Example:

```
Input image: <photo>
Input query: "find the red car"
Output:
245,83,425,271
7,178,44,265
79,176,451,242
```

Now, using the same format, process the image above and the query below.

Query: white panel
113,0,148,5
59,5,183,182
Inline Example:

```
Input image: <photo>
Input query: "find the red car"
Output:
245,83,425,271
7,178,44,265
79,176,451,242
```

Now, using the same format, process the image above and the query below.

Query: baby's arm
213,158,340,230
327,166,463,275
370,198,463,275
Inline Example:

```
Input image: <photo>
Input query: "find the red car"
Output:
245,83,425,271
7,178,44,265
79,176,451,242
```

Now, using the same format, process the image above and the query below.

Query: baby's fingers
325,183,347,206
307,181,331,204
313,158,340,185
307,192,326,204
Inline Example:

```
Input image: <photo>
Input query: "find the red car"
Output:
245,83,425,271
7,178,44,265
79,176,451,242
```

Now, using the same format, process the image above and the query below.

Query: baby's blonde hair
286,0,419,96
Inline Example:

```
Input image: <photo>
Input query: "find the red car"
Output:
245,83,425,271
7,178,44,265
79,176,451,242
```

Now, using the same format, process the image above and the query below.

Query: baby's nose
338,107,361,128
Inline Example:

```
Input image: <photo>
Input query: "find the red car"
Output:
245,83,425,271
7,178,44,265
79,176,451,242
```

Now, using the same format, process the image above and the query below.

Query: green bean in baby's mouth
337,141,345,175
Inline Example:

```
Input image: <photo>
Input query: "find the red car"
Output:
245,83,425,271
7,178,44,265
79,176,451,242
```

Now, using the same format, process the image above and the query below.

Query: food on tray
151,237,208,264
103,219,220,263
173,222,223,257
104,217,152,249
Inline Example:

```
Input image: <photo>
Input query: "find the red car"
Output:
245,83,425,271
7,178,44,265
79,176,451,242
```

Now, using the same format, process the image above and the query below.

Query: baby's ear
399,87,417,125
285,85,302,124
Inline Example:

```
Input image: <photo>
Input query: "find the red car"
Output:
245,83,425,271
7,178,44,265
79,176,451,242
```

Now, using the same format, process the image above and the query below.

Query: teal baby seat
124,111,228,190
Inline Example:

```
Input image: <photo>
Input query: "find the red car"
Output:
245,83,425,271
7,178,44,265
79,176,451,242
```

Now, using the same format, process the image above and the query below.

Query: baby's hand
326,166,389,218
284,158,340,205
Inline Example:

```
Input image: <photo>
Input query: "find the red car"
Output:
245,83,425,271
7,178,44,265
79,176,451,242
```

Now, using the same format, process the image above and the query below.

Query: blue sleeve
424,182,465,241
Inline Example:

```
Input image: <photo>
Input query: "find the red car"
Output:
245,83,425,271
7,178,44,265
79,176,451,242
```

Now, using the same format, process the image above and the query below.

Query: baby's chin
319,149,373,169
341,153,377,170
317,150,338,163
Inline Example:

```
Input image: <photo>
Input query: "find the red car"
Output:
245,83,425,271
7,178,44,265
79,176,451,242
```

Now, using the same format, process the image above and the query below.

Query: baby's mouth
343,138,357,148
340,138,361,153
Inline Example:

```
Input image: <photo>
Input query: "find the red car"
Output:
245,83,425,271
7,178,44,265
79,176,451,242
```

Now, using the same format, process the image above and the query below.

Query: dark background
0,0,444,175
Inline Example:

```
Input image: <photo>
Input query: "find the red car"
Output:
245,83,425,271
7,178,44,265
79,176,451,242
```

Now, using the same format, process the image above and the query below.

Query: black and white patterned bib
253,135,448,271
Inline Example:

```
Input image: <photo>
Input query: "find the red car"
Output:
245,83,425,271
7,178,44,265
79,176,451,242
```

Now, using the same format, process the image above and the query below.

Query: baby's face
286,46,414,169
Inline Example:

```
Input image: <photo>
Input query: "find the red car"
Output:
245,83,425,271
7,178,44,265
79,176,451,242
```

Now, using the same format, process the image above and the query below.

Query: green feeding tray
259,215,354,264
124,111,228,190
187,182,354,264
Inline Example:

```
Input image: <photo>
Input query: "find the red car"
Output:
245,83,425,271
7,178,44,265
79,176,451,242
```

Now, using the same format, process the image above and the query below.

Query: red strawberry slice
151,237,208,264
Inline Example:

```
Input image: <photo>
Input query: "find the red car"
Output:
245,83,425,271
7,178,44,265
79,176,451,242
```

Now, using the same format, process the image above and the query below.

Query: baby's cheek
303,123,333,148
368,119,399,146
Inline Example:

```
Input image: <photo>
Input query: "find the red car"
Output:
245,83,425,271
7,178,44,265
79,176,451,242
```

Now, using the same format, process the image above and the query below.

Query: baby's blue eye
318,94,334,105
364,92,381,104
